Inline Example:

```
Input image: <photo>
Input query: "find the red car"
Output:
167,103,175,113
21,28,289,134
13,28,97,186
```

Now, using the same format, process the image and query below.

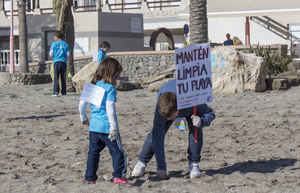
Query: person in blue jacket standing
223,33,234,46
49,31,70,96
97,41,111,66
131,80,216,179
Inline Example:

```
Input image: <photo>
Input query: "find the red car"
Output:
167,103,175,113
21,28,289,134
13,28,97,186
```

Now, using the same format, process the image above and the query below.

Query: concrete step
288,61,300,72
266,78,290,90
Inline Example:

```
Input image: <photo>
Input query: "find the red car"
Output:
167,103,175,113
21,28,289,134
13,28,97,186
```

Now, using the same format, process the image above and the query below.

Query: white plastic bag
174,117,188,131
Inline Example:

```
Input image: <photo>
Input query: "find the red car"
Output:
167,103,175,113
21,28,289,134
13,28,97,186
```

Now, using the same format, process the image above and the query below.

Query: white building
0,0,300,68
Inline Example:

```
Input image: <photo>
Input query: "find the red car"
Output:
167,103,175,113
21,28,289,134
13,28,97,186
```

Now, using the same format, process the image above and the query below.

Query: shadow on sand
205,158,297,176
131,158,297,186
131,170,188,186
7,114,65,121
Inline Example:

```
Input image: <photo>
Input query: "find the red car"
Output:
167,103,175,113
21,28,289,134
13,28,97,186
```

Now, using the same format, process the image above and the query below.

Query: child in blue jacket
49,31,70,96
132,80,215,179
97,41,110,66
79,57,131,186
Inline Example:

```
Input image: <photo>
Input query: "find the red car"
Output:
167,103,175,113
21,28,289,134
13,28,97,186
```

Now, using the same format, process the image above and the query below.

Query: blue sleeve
200,105,215,127
50,42,55,51
97,49,104,65
152,108,168,171
106,86,117,102
97,49,100,65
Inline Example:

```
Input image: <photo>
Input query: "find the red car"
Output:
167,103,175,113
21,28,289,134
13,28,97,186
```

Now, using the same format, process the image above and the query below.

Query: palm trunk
189,0,208,45
53,0,75,76
64,4,75,76
17,0,29,73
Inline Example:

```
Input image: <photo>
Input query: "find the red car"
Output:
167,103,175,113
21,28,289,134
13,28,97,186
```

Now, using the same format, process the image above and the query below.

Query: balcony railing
108,1,142,12
0,0,182,15
147,0,181,10
0,50,20,72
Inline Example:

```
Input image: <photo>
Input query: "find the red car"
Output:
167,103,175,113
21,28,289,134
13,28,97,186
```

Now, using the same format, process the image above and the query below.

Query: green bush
248,45,293,75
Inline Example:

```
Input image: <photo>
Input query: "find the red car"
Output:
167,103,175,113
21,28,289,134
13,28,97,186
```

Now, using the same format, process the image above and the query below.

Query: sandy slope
0,83,299,193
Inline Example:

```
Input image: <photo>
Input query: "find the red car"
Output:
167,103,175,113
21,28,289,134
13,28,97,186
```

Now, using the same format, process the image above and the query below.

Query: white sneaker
189,162,201,179
131,161,146,177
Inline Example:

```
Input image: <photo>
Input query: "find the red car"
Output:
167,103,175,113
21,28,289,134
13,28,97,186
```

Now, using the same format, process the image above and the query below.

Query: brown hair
158,92,177,118
91,57,122,85
101,41,111,49
54,31,64,40
233,36,243,45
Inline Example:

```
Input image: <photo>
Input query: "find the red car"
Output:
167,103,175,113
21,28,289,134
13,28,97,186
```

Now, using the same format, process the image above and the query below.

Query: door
45,31,55,60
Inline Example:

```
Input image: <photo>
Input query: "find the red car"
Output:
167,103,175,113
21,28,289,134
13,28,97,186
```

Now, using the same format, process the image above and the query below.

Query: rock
142,66,175,85
276,76,300,87
72,61,142,92
266,78,290,90
211,47,268,93
287,76,300,86
66,79,76,92
287,61,300,72
274,70,300,87
116,80,142,91
64,136,70,141
103,175,110,181
72,61,98,92
13,174,21,179
148,78,174,92
276,70,299,77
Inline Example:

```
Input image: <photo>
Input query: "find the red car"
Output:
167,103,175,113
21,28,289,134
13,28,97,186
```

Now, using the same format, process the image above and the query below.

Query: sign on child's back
80,83,105,107
175,43,213,110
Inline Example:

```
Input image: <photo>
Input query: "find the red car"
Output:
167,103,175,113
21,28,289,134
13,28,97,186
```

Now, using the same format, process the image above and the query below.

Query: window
84,0,96,11
3,0,10,11
45,31,55,60
85,0,97,5
26,0,35,10
74,0,78,6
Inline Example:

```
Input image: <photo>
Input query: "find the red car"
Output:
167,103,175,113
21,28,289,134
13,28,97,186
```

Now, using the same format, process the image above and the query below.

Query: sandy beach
0,83,299,193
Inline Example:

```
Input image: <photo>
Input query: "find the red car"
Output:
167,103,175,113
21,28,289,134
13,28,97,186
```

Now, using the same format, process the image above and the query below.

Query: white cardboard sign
80,83,105,107
175,43,213,110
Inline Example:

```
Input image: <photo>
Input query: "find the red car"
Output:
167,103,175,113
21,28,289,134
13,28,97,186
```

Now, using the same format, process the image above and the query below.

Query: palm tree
53,0,75,76
16,0,29,73
189,0,208,45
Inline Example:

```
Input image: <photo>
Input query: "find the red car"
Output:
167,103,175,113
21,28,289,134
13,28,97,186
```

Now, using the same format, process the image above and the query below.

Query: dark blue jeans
53,61,66,95
85,132,127,181
138,114,203,169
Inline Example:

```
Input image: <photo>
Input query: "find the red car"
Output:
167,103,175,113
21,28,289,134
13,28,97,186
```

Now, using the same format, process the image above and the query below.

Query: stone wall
29,62,50,74
0,72,52,86
27,51,175,82
27,45,287,80
74,57,93,73
28,56,93,74
5,45,288,86
108,51,175,82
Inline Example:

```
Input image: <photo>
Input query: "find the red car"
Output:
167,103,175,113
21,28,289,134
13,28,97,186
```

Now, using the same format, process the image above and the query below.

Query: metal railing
73,5,97,12
108,1,142,12
0,0,182,15
0,50,20,72
250,16,290,40
0,0,40,11
147,0,181,10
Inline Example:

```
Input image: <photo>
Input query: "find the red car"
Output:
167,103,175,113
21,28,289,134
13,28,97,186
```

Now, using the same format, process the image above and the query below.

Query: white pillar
10,0,15,74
